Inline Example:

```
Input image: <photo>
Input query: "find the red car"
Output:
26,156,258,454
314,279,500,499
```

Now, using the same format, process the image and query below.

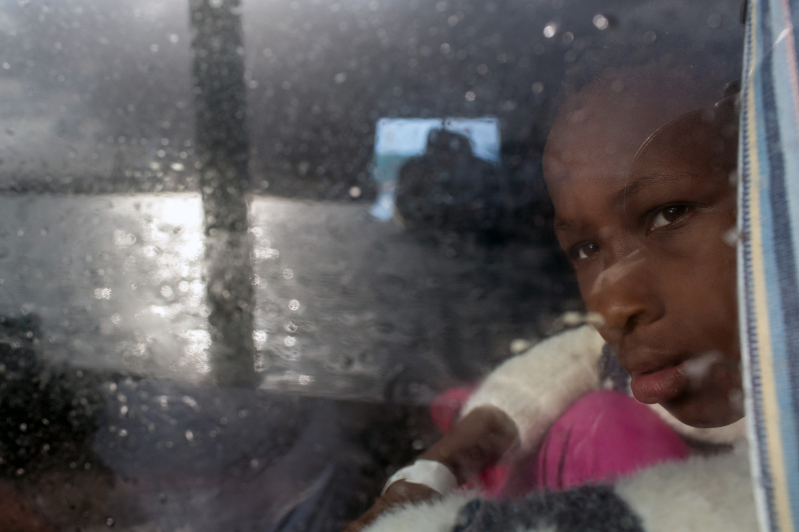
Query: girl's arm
417,404,518,484
461,325,605,450
343,405,518,532
345,325,606,532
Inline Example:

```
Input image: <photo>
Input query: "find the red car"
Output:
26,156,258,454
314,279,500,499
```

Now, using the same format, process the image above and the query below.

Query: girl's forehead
544,68,722,184
545,159,630,237
630,100,739,180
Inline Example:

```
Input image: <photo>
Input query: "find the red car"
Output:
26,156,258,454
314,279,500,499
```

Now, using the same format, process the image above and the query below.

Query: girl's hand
342,480,438,532
343,406,518,532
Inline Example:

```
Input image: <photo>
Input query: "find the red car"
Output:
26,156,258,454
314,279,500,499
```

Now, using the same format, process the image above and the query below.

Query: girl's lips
630,362,690,404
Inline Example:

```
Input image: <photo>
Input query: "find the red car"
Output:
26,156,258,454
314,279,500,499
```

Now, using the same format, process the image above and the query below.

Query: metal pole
189,0,256,386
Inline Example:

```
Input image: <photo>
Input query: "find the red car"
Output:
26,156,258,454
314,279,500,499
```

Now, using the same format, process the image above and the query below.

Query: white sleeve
614,445,756,532
461,325,606,451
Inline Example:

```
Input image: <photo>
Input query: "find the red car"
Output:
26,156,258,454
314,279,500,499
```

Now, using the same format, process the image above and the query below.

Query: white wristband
382,459,459,495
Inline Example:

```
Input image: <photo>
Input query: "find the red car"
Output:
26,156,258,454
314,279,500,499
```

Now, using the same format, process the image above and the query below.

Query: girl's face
544,100,743,428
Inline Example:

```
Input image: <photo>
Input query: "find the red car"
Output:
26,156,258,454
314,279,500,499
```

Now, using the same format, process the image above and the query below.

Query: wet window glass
0,1,748,531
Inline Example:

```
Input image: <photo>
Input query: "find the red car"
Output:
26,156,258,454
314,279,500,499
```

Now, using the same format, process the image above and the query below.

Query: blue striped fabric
739,0,799,531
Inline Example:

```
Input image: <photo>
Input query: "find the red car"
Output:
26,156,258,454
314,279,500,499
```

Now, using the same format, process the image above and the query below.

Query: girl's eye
649,205,691,231
569,242,600,262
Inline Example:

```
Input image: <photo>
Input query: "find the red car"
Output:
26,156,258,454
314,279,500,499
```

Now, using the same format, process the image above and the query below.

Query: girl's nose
587,250,665,343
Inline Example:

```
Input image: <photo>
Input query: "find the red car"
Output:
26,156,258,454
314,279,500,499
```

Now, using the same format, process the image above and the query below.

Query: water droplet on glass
593,14,609,30
723,227,739,247
253,330,268,349
543,22,557,38
94,288,112,300
510,339,533,355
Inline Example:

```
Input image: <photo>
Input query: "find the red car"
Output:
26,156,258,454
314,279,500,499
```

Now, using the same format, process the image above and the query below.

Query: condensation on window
0,0,744,531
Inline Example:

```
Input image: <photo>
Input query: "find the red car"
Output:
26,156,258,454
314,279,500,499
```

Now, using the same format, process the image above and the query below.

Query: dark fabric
452,485,644,532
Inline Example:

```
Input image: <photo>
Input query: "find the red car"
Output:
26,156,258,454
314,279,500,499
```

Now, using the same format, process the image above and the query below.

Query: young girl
345,68,755,532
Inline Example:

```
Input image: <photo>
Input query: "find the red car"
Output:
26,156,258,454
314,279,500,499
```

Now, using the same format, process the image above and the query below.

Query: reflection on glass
0,0,750,531
369,117,500,221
